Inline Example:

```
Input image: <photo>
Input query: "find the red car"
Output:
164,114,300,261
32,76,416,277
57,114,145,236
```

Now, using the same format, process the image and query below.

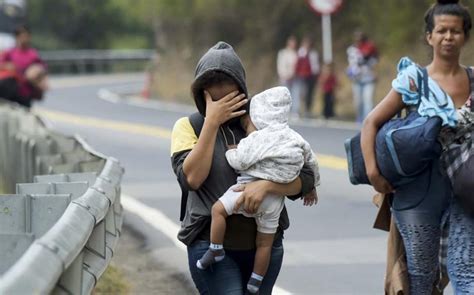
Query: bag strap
465,67,474,112
178,112,205,221
179,186,188,222
420,67,453,109
189,112,205,137
420,67,429,102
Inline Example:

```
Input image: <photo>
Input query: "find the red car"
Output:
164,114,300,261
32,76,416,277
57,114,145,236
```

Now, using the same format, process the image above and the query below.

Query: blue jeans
187,236,284,295
280,78,296,104
352,81,375,123
293,76,317,116
447,200,474,294
392,159,474,294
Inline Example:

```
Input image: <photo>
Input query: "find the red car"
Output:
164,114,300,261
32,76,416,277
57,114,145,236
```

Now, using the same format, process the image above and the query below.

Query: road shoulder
107,225,196,294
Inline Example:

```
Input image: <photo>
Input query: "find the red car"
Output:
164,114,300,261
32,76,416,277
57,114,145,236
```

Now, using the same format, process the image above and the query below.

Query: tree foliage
24,0,474,114
27,0,148,49
27,0,468,56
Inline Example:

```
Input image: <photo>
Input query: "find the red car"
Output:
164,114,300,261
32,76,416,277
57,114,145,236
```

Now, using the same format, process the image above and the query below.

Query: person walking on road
0,62,47,108
0,25,47,108
277,36,298,99
293,36,320,118
346,30,378,123
170,41,316,295
196,86,320,294
319,62,337,119
361,0,474,293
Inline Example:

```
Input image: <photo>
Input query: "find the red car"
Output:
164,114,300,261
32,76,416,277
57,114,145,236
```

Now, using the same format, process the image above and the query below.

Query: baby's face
30,74,48,92
241,115,257,135
36,76,49,92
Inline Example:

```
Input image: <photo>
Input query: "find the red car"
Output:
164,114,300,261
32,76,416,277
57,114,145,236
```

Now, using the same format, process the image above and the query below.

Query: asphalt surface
37,73,387,295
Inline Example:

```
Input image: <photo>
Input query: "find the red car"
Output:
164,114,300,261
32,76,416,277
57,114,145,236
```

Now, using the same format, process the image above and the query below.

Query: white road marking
121,194,185,251
97,87,360,131
102,92,196,114
97,88,120,103
121,194,292,295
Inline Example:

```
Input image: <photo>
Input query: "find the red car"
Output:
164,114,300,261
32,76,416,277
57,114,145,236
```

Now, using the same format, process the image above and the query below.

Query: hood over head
249,86,291,130
192,41,248,116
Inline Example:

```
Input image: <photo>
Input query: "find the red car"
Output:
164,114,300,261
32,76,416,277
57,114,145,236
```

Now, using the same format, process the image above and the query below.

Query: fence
0,102,124,294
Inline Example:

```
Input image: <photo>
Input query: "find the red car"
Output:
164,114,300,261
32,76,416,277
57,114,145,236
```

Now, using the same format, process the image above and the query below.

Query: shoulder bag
345,67,443,187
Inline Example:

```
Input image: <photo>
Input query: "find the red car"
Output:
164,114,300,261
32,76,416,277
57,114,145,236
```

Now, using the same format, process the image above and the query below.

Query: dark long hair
424,0,472,39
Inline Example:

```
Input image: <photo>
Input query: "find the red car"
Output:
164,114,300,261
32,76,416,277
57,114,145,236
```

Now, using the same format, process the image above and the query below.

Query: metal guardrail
0,102,124,294
40,49,155,74
40,49,155,61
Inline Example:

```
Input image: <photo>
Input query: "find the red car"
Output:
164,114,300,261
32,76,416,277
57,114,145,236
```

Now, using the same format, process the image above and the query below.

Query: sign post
306,0,343,63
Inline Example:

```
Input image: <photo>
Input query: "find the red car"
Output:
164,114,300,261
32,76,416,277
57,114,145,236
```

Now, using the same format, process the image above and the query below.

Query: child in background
0,63,47,108
319,63,337,119
196,86,320,294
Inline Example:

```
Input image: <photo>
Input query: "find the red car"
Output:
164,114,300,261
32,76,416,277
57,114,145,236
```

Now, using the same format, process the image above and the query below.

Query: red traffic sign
307,0,343,15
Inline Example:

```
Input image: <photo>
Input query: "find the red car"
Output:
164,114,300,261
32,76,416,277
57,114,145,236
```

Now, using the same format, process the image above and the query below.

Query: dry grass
149,41,474,121
150,52,195,104
94,265,130,295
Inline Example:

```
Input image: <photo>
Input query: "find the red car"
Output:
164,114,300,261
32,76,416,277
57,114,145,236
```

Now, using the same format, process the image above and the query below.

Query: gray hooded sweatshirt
193,41,248,116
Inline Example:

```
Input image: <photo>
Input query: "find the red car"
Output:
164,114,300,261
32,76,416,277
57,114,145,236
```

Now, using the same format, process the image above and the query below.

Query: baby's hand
302,189,318,206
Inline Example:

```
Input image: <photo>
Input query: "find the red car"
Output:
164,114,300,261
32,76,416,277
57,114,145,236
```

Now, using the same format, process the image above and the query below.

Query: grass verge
94,265,130,295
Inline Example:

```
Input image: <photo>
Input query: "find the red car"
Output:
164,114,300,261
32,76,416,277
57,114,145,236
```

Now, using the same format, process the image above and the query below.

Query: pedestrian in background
0,25,47,108
276,35,298,99
293,36,320,118
0,62,47,108
319,62,337,119
0,25,48,107
346,30,378,123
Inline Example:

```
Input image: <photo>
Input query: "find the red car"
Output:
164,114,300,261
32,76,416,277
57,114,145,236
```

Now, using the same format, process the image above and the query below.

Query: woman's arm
361,88,404,193
232,178,302,214
266,177,303,196
233,162,315,213
183,90,247,190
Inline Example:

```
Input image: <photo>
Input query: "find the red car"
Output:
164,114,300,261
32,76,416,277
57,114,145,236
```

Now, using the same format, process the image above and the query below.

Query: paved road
37,74,387,295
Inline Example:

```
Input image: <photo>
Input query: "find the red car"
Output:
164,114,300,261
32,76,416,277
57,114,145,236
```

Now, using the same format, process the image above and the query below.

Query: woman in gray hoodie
171,42,316,294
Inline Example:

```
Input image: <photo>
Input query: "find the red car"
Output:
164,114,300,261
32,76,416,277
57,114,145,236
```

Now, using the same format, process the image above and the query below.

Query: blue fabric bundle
345,57,457,187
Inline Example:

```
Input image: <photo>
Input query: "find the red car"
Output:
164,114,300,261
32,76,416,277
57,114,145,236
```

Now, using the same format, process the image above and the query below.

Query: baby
25,63,48,93
197,86,320,294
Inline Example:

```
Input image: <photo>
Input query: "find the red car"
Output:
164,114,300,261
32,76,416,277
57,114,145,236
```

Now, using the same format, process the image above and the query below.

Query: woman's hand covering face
204,90,247,126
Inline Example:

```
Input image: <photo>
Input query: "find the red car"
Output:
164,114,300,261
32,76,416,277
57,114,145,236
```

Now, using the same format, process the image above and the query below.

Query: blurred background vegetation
27,0,474,119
